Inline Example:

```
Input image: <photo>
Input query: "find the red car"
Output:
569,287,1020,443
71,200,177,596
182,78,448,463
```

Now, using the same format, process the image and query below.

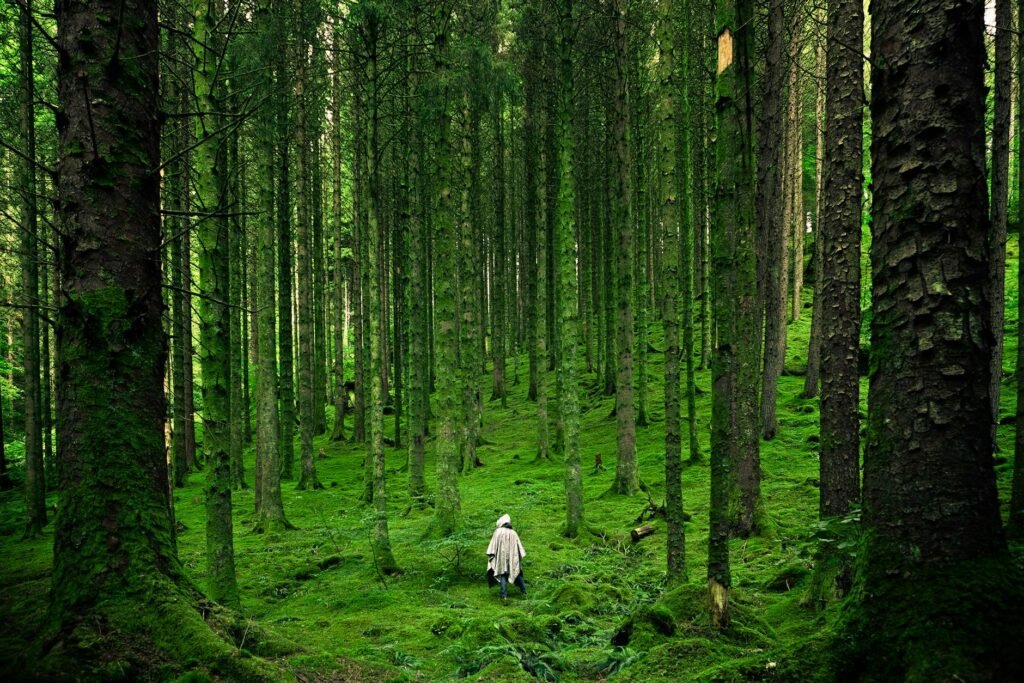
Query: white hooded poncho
486,515,526,583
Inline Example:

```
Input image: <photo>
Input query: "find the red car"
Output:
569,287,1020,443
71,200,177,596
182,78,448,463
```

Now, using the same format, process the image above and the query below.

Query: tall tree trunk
19,0,46,538
757,0,786,442
659,0,686,581
361,11,398,569
459,101,482,474
192,0,238,608
168,5,190,486
534,136,551,463
808,0,863,606
182,179,198,474
556,0,583,538
430,14,462,537
277,85,296,480
253,0,289,533
844,3,1024,677
491,86,507,406
787,14,806,324
1013,0,1024,539
611,0,638,496
228,99,245,491
330,30,348,443
710,0,759,627
408,68,428,504
990,0,1012,449
802,19,827,399
295,3,322,493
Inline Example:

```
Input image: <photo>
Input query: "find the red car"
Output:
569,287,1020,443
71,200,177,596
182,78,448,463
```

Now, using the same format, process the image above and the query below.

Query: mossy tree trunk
611,0,638,497
167,6,190,486
430,12,462,537
757,0,787,443
193,0,240,608
459,98,482,475
785,13,805,325
555,0,583,539
802,19,826,400
19,0,46,538
534,132,551,464
658,0,686,582
358,4,398,571
841,3,1024,678
810,0,863,606
710,0,758,626
330,20,348,444
990,0,1012,449
277,55,297,480
50,2,274,674
407,59,428,504
228,91,246,491
253,0,290,533
295,0,322,493
1014,0,1024,540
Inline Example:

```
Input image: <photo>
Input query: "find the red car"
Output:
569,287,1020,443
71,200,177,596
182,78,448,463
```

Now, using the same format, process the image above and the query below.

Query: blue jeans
499,573,527,598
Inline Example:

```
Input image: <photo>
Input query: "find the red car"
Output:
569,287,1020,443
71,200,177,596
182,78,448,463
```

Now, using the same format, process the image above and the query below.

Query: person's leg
514,573,527,596
499,573,508,599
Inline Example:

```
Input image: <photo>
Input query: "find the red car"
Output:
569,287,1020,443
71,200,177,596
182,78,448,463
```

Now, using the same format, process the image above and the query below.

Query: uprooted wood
635,495,693,524
635,495,666,523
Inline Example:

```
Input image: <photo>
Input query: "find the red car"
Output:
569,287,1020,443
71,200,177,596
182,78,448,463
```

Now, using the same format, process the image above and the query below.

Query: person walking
486,514,527,600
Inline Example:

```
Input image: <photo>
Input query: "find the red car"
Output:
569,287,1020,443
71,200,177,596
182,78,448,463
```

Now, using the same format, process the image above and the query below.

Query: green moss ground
0,235,1022,681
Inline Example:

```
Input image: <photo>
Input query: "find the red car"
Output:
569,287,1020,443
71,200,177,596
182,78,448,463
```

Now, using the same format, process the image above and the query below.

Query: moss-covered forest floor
1,238,1022,682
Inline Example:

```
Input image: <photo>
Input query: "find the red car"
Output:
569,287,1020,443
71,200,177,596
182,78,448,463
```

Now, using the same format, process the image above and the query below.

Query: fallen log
631,524,656,543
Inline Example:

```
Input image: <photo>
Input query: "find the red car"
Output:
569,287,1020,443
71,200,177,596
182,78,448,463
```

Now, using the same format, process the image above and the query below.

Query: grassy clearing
0,236,1021,681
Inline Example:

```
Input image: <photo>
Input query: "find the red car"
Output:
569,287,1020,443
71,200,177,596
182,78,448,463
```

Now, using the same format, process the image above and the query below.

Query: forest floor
0,238,1022,682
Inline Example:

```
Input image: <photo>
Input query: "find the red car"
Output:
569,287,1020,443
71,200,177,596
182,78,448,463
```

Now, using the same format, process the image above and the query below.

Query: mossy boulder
550,583,595,613
496,615,548,644
764,563,810,592
471,658,532,682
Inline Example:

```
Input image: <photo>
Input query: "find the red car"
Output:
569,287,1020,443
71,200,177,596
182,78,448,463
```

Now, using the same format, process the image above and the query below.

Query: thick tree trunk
841,3,1024,678
50,2,273,674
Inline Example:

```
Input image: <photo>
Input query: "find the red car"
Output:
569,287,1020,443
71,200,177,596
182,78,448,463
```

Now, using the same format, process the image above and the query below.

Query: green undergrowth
0,234,1021,680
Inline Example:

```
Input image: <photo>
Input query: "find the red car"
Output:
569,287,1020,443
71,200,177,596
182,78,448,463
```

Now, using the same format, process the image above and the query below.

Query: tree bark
757,0,787,442
611,0,638,496
710,0,760,626
802,20,827,399
429,14,462,537
192,0,239,608
658,0,686,582
19,0,46,538
843,3,1024,677
990,0,1012,450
